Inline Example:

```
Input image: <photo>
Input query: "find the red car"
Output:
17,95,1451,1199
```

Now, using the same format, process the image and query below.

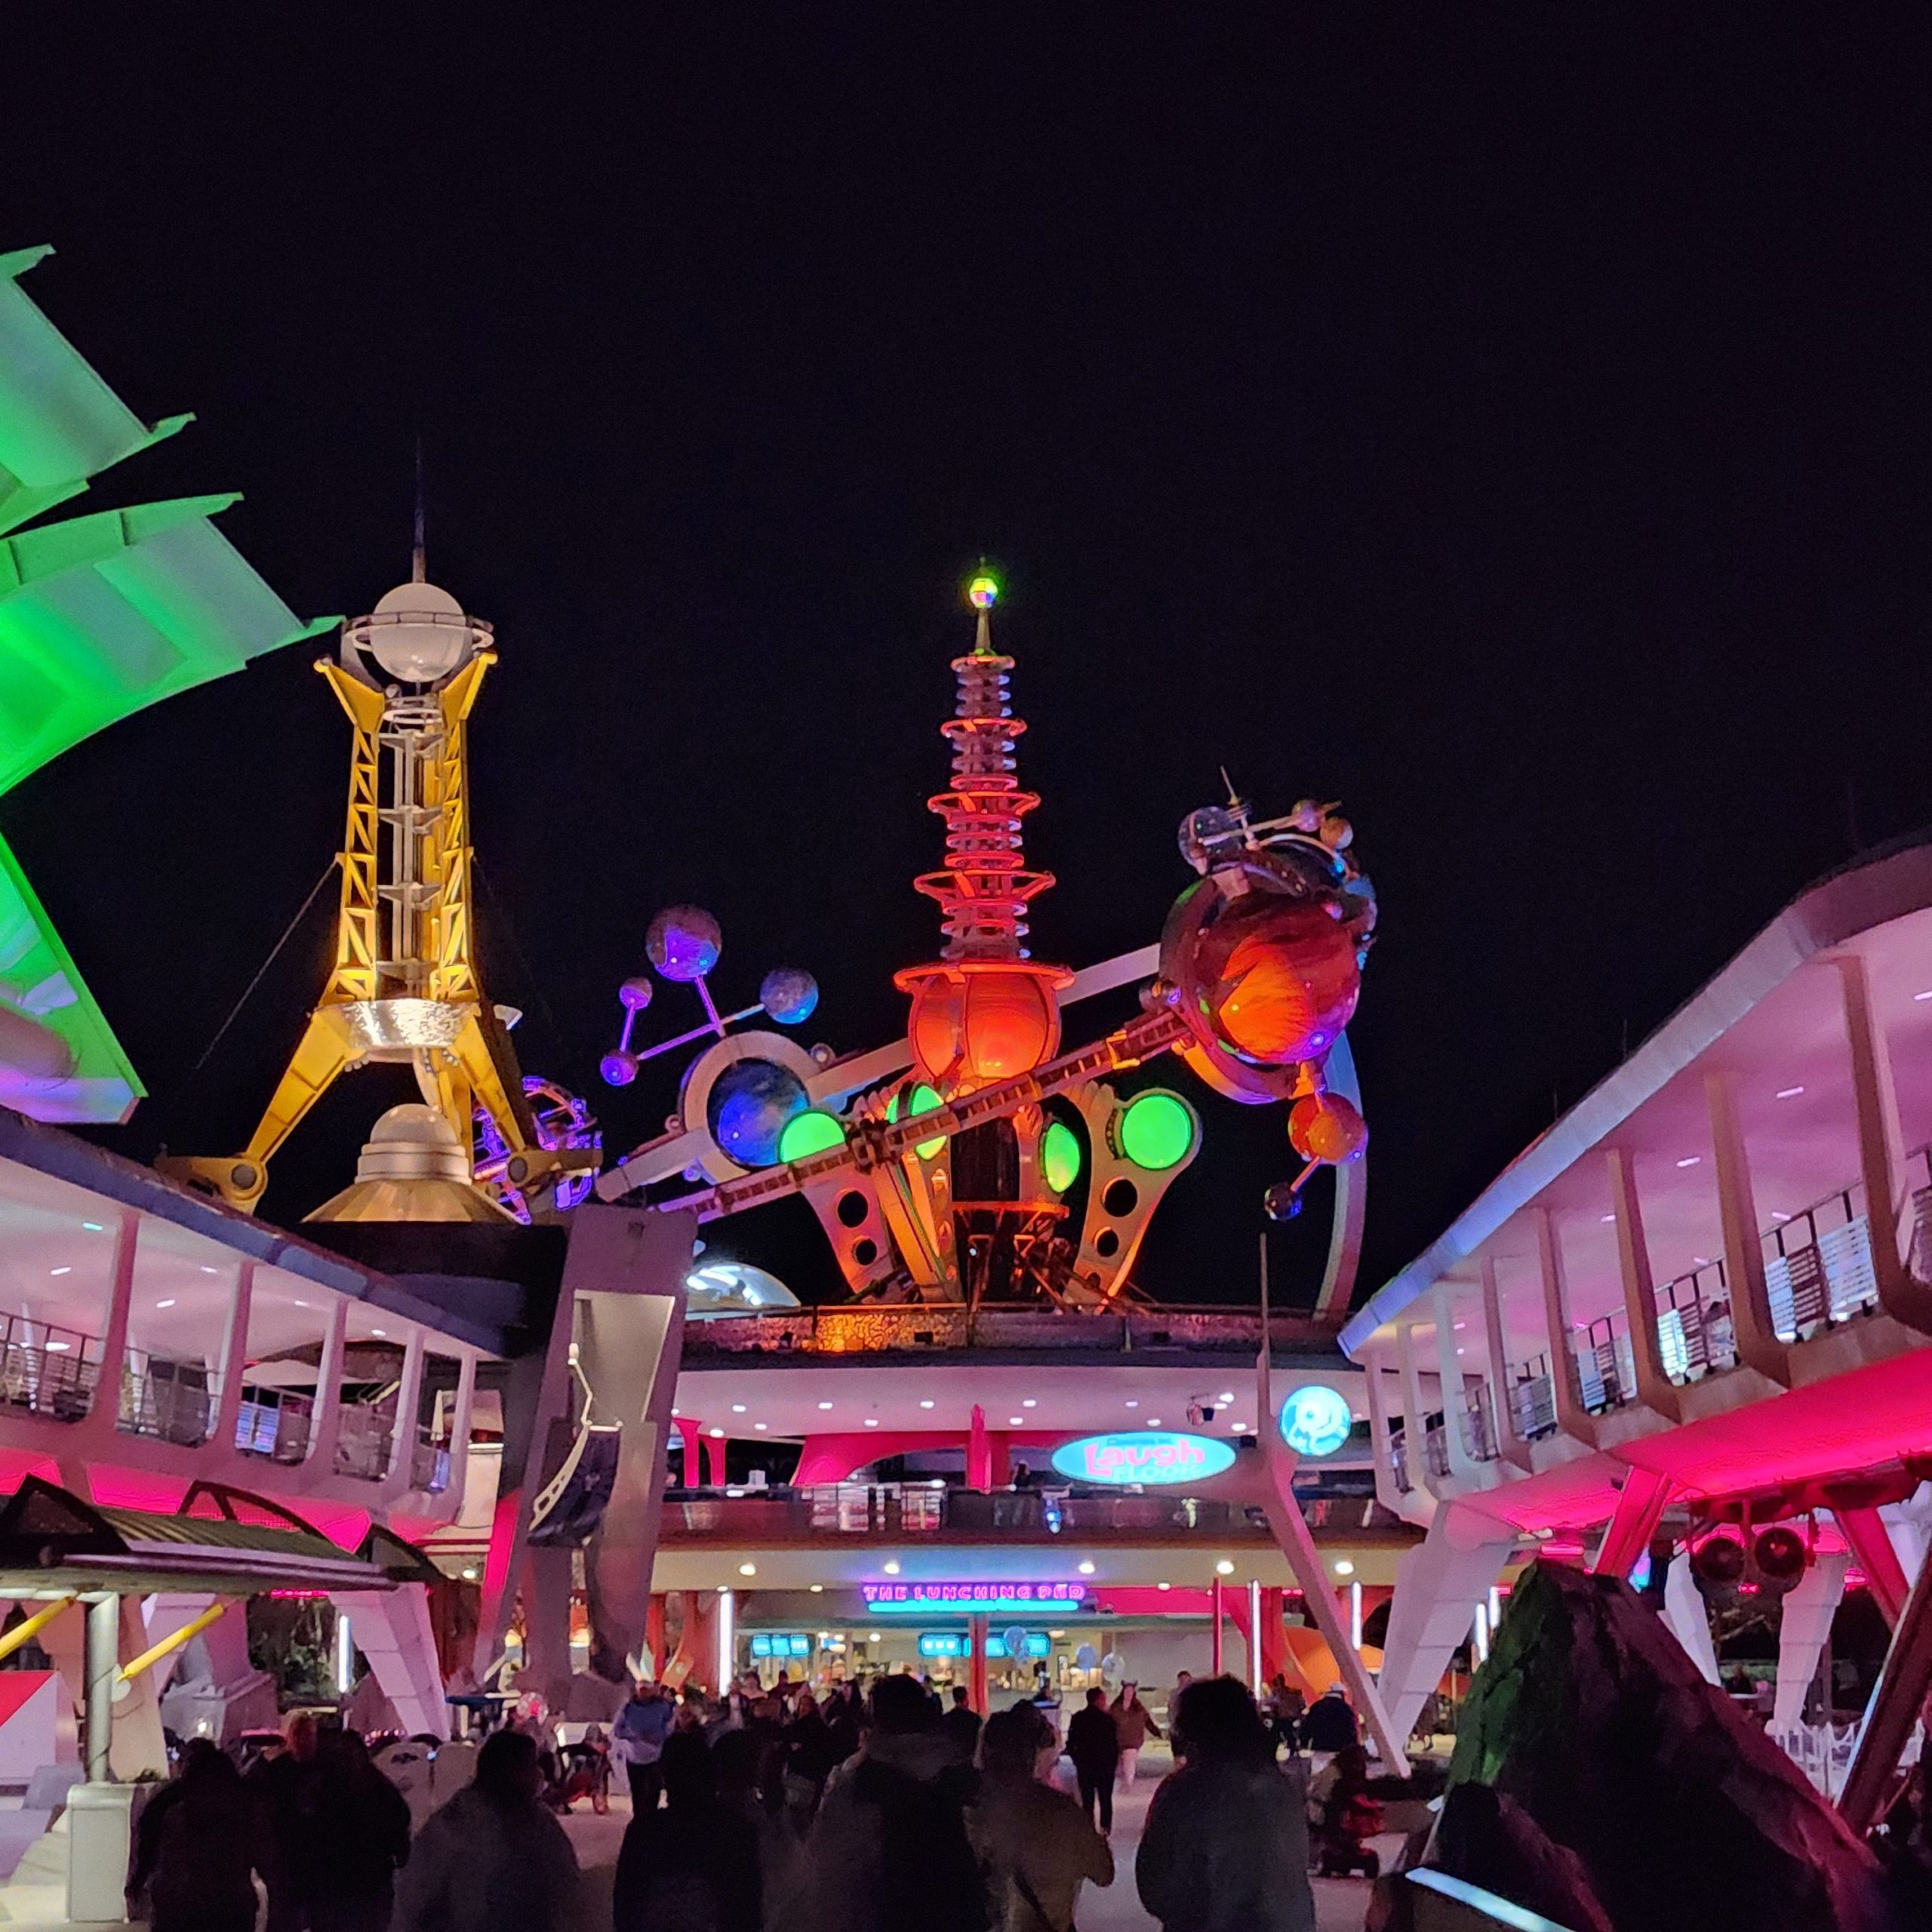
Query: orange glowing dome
1288,1091,1368,1165
908,965,1063,1091
1199,897,1359,1066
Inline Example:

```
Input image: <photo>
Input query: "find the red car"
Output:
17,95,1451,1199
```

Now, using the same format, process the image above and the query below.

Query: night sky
5,13,1928,1311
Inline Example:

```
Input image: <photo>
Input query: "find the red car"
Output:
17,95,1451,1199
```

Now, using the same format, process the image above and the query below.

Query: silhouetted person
306,1728,412,1932
971,1704,1113,1932
937,1684,980,1761
614,1677,675,1811
1137,1676,1314,1932
783,1689,838,1817
394,1728,579,1932
1110,1683,1163,1791
615,1730,761,1932
249,1709,320,1932
1066,1687,1120,1835
130,1739,266,1932
1300,1682,1358,1754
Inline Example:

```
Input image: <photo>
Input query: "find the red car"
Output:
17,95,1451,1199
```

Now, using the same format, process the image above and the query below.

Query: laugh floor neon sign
1048,1430,1237,1486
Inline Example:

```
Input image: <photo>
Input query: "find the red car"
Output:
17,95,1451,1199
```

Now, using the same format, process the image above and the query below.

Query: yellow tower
171,574,568,1211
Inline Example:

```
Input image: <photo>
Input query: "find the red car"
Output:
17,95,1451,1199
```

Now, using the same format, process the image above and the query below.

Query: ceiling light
918,1399,935,1410
370,1328,386,1337
48,1267,69,1277
200,1266,218,1275
810,1584,824,1593
1124,1400,1139,1409
45,1341,70,1353
81,1222,103,1232
1215,1559,1235,1575
1217,1392,1235,1404
738,1562,756,1577
460,1567,477,1581
883,1561,901,1575
1772,1211,1792,1223
1917,991,1932,1002
1077,1560,1096,1575
731,1404,746,1413
1675,1157,1700,1168
1600,1214,1615,1224
1148,1418,1161,1426
868,1632,881,1643
293,1300,309,1309
709,1426,725,1438
1232,1423,1250,1432
864,1418,879,1428
754,1423,768,1432
1156,1582,1171,1592
1776,1086,1804,1100
1008,1417,1024,1426
1022,1398,1038,1408
1334,1559,1356,1577
818,1401,834,1411
1694,1257,1710,1268
155,1300,176,1309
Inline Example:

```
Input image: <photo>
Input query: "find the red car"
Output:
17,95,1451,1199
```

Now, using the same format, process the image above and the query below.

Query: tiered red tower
895,577,1073,1091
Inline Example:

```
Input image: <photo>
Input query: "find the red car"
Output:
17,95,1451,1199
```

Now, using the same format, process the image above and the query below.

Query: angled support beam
1606,1149,1682,1421
1704,1069,1792,1383
1840,1539,1932,1834
306,1300,349,1478
1532,1209,1598,1447
1838,1506,1912,1629
1432,1286,1481,1481
1396,1321,1446,1500
82,1211,140,1448
210,1260,254,1458
1590,1466,1672,1578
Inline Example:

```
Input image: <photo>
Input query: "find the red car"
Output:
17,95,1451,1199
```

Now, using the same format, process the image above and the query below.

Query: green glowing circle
888,1082,947,1159
777,1109,847,1163
1117,1091,1197,1172
1041,1119,1082,1193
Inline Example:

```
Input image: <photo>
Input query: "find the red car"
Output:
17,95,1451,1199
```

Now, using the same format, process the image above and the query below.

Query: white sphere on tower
360,580,475,685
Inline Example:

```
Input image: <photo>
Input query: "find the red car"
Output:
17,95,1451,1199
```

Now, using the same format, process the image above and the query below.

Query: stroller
1315,1786,1385,1878
545,1727,612,1814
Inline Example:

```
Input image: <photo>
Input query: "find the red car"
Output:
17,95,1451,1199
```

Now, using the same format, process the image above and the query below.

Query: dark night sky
5,11,1928,1311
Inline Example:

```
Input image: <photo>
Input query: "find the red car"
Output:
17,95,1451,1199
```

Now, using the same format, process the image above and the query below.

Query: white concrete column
306,1300,350,1475
1364,1358,1418,1519
1480,1260,1533,1472
1705,1070,1791,1383
1774,1550,1849,1728
1432,1285,1480,1479
1606,1148,1682,1420
1663,1553,1721,1684
333,1585,449,1739
83,1212,140,1446
1377,1504,1518,1746
1397,1321,1442,1497
1533,1209,1597,1447
211,1260,254,1456
384,1327,427,1497
443,1351,478,1506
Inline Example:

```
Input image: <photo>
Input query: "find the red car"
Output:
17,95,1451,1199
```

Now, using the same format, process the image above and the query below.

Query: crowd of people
120,1669,1362,1932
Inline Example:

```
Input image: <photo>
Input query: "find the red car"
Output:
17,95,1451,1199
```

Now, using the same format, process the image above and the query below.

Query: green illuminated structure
0,246,330,1122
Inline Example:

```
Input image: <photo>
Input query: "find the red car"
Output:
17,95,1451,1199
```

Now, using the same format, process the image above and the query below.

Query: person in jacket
248,1709,320,1932
614,1677,675,1812
614,1729,761,1932
304,1727,413,1932
1300,1682,1359,1755
128,1740,268,1932
1135,1676,1315,1932
941,1684,984,1764
782,1672,985,1932
970,1706,1113,1932
1065,1688,1121,1835
783,1690,839,1819
1110,1683,1164,1792
392,1727,580,1932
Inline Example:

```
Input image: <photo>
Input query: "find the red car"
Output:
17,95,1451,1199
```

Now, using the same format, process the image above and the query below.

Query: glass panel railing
0,1316,101,1423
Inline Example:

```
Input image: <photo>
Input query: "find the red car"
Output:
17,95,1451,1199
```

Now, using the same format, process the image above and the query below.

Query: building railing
1508,1355,1557,1441
0,1315,100,1423
660,1481,1401,1540
683,1303,1343,1358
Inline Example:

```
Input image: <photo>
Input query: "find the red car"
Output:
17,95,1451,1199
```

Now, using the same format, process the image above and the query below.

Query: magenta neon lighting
861,1581,1089,1610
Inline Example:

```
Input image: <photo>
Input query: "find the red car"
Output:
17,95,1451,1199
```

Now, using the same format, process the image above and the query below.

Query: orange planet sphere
1288,1091,1368,1164
909,968,1062,1091
1199,897,1360,1065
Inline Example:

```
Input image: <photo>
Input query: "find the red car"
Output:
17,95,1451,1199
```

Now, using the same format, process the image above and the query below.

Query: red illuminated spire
896,576,1071,1091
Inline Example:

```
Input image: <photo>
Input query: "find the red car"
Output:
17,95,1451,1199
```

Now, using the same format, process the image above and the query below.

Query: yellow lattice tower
169,578,565,1212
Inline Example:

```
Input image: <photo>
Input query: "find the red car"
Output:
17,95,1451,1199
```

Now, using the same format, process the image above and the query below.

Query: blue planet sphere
759,967,820,1026
706,1057,811,1168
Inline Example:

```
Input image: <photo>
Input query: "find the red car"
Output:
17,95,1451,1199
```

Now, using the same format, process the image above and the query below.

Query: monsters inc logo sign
1278,1383,1354,1458
1048,1431,1237,1487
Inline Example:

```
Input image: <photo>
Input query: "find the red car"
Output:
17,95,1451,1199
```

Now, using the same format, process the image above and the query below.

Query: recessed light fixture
918,1398,935,1409
731,1403,746,1413
868,1632,881,1643
1694,1257,1711,1268
709,1426,725,1438
155,1299,176,1310
1156,1582,1171,1592
1675,1157,1701,1169
45,1340,70,1353
1124,1400,1139,1409
1776,1085,1804,1099
293,1300,309,1309
370,1328,386,1337
200,1266,218,1275
1334,1558,1355,1577
1148,1418,1161,1426
1600,1214,1616,1224
1077,1561,1096,1575
1008,1416,1023,1426
754,1423,768,1432
81,1222,103,1232
809,1584,824,1593
460,1567,478,1581
48,1266,69,1277
1215,1559,1235,1575
1217,1392,1235,1405
1772,1211,1792,1223
864,1418,879,1428
1022,1398,1038,1408
818,1401,834,1411
1917,990,1932,1002
738,1562,756,1577
1232,1423,1251,1432
883,1561,901,1575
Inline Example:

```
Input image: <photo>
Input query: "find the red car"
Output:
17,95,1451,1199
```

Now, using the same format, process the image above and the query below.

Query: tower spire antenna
411,438,426,584
967,560,998,656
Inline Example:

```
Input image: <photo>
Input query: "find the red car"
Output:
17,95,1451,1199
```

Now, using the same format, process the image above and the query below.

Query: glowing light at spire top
967,571,1001,611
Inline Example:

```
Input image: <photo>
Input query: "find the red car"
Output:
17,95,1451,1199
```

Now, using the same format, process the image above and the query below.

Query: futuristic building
1346,834,1932,1828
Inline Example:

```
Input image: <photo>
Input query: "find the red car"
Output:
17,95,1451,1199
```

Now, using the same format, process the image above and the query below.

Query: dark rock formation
1436,1559,1903,1932
1433,1783,1617,1932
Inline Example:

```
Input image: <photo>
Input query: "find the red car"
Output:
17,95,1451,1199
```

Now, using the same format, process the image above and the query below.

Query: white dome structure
683,1261,801,1318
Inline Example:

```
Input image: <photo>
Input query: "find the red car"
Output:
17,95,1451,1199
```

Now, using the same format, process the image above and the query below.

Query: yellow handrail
118,1601,227,1684
0,1596,74,1663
